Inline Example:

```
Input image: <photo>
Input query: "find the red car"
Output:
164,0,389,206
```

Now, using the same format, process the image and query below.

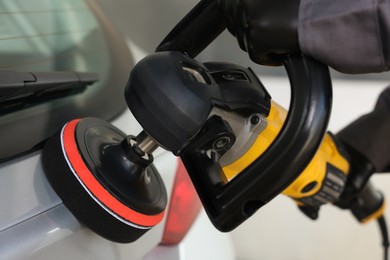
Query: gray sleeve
299,0,390,74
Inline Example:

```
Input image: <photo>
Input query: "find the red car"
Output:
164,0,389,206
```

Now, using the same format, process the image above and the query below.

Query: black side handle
181,54,332,231
157,0,333,231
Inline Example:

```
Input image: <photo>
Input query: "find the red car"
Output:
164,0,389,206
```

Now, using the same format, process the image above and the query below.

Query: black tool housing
127,0,333,232
180,55,332,231
125,51,271,155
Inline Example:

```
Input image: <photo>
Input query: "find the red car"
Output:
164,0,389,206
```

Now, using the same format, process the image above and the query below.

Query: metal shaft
136,131,159,154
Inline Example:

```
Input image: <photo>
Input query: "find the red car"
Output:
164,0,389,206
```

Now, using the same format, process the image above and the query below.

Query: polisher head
41,117,167,243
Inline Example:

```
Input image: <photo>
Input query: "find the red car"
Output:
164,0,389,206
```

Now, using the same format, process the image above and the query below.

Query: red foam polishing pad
41,118,167,243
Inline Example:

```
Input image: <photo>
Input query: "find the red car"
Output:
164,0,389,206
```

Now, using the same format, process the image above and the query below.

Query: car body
0,1,234,259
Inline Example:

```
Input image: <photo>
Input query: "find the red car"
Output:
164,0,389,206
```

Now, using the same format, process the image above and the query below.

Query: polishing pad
42,117,167,243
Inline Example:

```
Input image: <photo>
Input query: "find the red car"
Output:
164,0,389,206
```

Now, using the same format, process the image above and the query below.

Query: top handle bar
156,0,332,231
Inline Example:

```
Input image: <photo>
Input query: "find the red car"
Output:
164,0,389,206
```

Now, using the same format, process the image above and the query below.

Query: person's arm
217,0,390,73
299,0,390,73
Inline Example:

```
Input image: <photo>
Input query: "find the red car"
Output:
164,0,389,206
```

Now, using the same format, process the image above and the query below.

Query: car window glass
0,0,131,162
0,0,109,77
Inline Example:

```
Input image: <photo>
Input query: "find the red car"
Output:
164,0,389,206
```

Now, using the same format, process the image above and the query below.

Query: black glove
217,0,300,66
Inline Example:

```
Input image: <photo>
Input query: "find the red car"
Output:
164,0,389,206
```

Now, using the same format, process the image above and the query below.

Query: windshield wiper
0,70,99,114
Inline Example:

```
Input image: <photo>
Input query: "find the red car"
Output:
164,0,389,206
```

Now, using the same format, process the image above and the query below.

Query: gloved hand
216,0,301,66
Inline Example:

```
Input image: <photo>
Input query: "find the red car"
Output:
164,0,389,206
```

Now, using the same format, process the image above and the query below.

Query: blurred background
97,1,390,259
